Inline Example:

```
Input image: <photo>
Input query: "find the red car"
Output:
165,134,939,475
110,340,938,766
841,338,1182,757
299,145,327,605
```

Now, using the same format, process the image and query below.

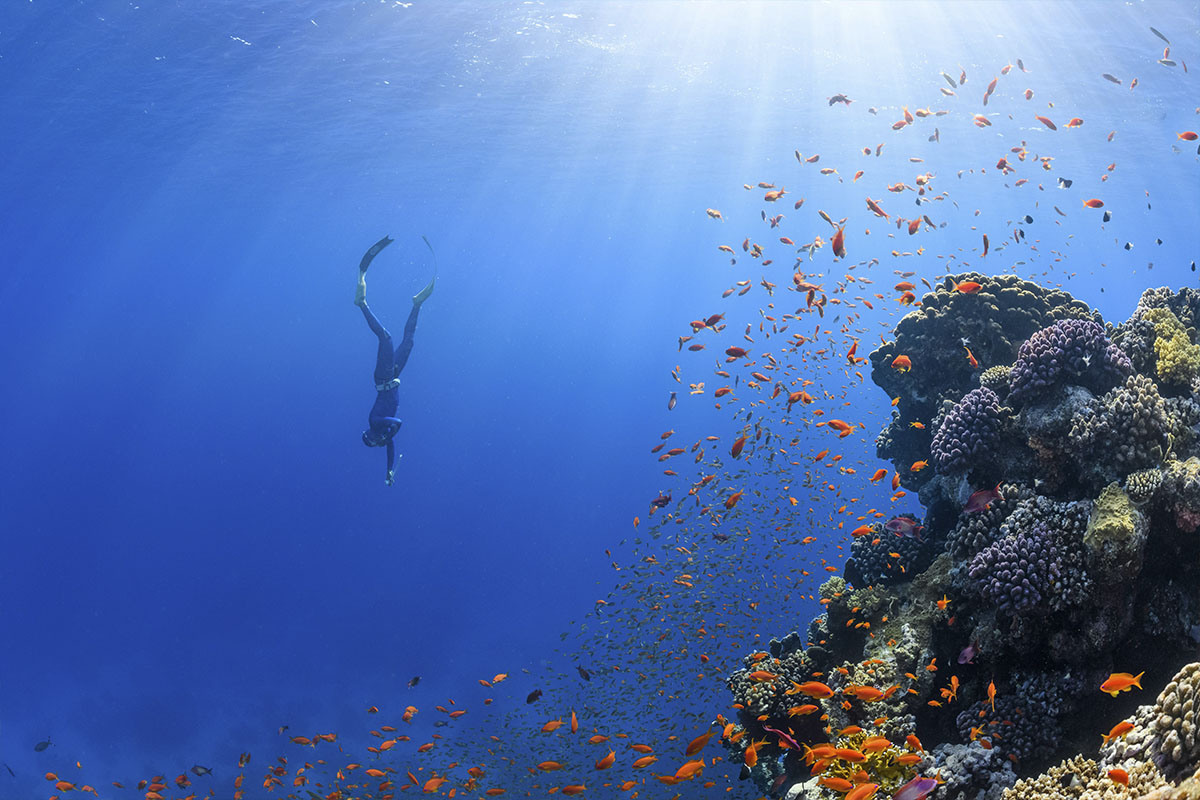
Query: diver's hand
360,235,394,271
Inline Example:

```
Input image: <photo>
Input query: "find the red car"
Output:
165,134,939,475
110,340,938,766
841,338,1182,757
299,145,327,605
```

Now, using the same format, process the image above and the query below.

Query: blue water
1,1,1197,797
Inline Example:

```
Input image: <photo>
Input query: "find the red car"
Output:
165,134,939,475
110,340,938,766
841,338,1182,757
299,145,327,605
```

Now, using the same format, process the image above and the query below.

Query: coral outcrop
725,283,1200,799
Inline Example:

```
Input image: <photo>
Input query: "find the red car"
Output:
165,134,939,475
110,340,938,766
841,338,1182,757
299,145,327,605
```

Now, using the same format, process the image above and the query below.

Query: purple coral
967,522,1062,615
1008,319,1131,406
930,387,1004,474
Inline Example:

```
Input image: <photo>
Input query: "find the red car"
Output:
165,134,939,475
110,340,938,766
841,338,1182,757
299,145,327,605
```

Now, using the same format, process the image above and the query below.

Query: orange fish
594,751,616,770
953,280,983,293
742,740,760,767
1035,115,1056,130
1102,721,1135,743
685,731,713,756
1083,198,1105,208
1107,769,1129,786
870,468,888,483
537,761,565,772
1066,117,1084,127
730,436,747,458
987,679,997,711
891,354,912,372
831,225,846,258
1100,671,1144,696
792,681,834,698
819,777,854,792
561,786,586,796
911,460,928,472
1179,131,1199,141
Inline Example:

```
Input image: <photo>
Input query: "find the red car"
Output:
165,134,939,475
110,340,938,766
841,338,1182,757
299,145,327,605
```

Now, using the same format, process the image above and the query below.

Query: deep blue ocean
1,2,1197,799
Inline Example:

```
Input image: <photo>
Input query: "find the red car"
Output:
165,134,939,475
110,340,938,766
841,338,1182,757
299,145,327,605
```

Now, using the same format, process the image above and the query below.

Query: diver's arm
385,441,397,486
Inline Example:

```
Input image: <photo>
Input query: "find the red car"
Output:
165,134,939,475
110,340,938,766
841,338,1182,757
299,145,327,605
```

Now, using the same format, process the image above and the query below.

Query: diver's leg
392,303,421,375
360,304,395,385
393,278,434,374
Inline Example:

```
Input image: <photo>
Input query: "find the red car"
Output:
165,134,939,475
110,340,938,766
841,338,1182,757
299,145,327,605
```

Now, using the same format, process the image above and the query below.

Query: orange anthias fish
953,280,983,293
1101,721,1135,743
891,354,912,372
730,435,748,458
869,468,888,483
831,224,846,258
791,681,835,698
1083,198,1105,208
1100,671,1144,697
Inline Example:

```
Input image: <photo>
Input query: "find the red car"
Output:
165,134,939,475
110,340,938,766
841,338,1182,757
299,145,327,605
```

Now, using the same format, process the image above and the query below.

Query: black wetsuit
361,301,421,478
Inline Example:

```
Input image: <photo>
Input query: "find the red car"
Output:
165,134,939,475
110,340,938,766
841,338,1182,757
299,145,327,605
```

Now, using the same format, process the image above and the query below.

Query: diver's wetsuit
356,234,435,486
361,299,422,478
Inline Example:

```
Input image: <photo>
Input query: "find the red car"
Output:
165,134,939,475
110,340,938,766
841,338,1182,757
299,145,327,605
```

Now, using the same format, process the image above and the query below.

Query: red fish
964,484,1003,512
953,280,983,293
1083,198,1105,208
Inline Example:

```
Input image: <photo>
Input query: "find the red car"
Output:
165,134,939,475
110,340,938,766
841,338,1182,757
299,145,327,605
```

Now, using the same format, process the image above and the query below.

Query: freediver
355,235,436,486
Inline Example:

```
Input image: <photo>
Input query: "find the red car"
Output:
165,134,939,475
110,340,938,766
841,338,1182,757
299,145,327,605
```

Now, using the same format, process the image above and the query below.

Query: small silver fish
667,392,677,411
1101,73,1121,84
1150,26,1170,44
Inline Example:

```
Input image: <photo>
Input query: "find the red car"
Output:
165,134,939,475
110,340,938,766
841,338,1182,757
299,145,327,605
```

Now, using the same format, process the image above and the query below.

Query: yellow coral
818,732,922,792
1146,307,1200,385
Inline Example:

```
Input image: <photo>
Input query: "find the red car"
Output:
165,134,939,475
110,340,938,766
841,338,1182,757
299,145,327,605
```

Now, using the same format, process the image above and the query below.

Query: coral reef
1147,307,1200,387
724,283,1200,799
930,386,1006,475
1008,318,1132,407
1069,373,1173,488
1100,662,1200,782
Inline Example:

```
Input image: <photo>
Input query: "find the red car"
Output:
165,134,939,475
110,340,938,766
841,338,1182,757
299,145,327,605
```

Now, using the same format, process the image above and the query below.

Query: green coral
1085,483,1137,546
1084,483,1147,585
1146,307,1200,385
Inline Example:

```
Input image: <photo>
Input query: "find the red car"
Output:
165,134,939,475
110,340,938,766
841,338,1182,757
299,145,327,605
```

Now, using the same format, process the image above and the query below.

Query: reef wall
723,278,1200,799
